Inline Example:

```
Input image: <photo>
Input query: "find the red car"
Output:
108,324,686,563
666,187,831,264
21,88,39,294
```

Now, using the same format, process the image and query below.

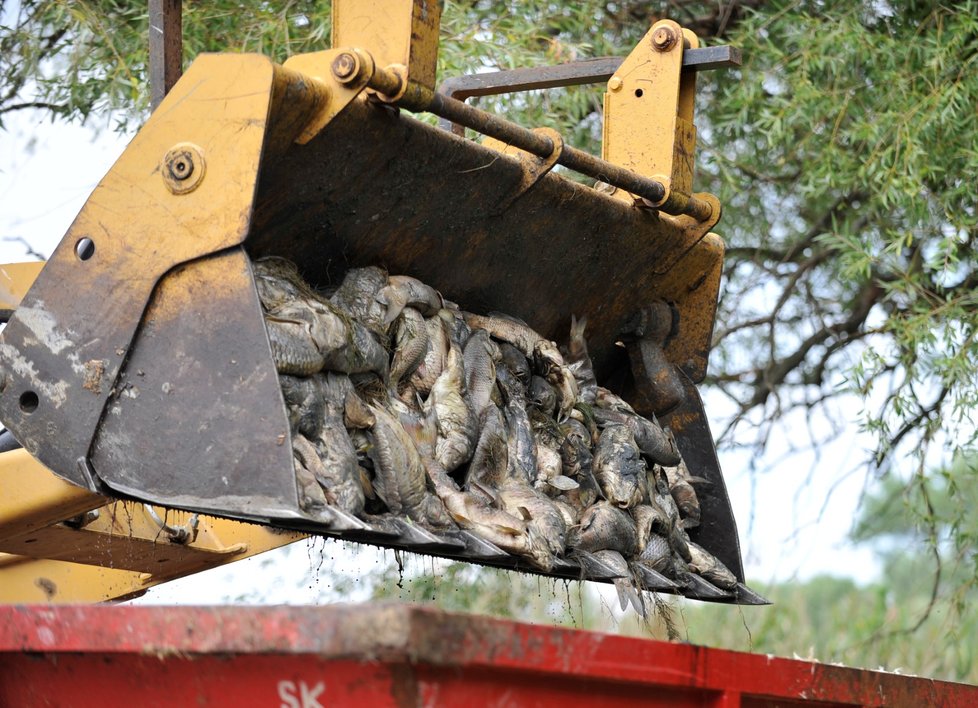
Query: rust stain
82,359,107,394
389,663,420,708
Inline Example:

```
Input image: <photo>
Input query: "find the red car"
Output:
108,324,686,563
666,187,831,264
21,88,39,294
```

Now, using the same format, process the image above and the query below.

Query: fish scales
390,307,429,388
593,424,647,509
425,341,478,473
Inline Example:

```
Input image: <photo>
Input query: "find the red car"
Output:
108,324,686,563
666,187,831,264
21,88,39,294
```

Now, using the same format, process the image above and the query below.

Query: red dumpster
0,603,973,707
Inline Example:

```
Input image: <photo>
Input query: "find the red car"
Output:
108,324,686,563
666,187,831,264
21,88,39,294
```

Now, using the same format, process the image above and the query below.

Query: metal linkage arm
331,53,715,221
437,46,741,104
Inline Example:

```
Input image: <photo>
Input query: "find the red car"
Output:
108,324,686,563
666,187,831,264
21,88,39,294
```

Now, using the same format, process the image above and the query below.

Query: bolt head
168,152,194,181
332,53,358,81
652,26,678,51
170,153,194,182
608,76,623,92
161,142,205,195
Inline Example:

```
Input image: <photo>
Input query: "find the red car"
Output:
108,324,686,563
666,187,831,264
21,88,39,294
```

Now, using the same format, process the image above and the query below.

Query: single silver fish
687,541,738,590
405,313,449,400
661,457,701,528
390,394,431,438
343,389,376,430
424,341,478,473
328,266,390,338
293,432,329,512
567,501,640,557
498,342,531,386
650,469,691,562
279,374,326,439
560,418,593,450
378,274,443,325
630,502,657,554
347,426,377,502
411,457,458,530
569,405,601,447
264,304,329,375
534,429,578,493
628,498,688,578
463,311,542,356
594,386,635,413
313,373,366,515
433,481,554,571
528,375,557,417
637,531,678,575
440,308,472,348
553,499,580,529
253,257,318,311
496,364,537,484
363,402,430,522
533,340,578,420
593,424,647,509
593,406,680,467
390,307,429,389
558,420,600,510
498,477,567,559
465,404,508,495
463,329,497,420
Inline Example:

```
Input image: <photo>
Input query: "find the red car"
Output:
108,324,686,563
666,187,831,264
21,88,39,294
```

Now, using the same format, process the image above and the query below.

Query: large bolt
161,143,205,195
608,76,623,92
331,52,359,82
652,26,678,52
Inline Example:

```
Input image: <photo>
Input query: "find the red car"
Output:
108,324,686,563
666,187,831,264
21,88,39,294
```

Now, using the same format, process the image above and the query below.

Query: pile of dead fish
254,257,737,603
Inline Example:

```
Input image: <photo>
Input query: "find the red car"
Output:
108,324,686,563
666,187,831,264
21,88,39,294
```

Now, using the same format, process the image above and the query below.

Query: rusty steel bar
424,89,668,206
364,65,717,218
149,0,182,110
437,47,741,104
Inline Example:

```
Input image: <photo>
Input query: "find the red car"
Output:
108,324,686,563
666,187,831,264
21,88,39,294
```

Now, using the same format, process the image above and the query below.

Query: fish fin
549,475,580,491
497,522,524,536
613,578,633,613
358,466,375,499
569,314,588,343
470,480,500,505
343,391,375,429
628,585,647,618
448,509,471,525
600,562,647,616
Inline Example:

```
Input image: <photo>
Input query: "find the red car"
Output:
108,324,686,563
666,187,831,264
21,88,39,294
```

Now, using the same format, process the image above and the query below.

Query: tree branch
0,100,68,116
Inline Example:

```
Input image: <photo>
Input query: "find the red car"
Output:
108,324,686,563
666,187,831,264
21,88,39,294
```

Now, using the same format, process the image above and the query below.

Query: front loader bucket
0,49,758,601
0,54,320,525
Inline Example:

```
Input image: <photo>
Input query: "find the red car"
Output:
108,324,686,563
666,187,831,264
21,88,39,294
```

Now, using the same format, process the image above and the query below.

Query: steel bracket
603,22,703,215
483,127,564,212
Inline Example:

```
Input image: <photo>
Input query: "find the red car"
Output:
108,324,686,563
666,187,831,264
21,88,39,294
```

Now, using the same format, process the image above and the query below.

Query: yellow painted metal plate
0,262,43,313
0,449,303,603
